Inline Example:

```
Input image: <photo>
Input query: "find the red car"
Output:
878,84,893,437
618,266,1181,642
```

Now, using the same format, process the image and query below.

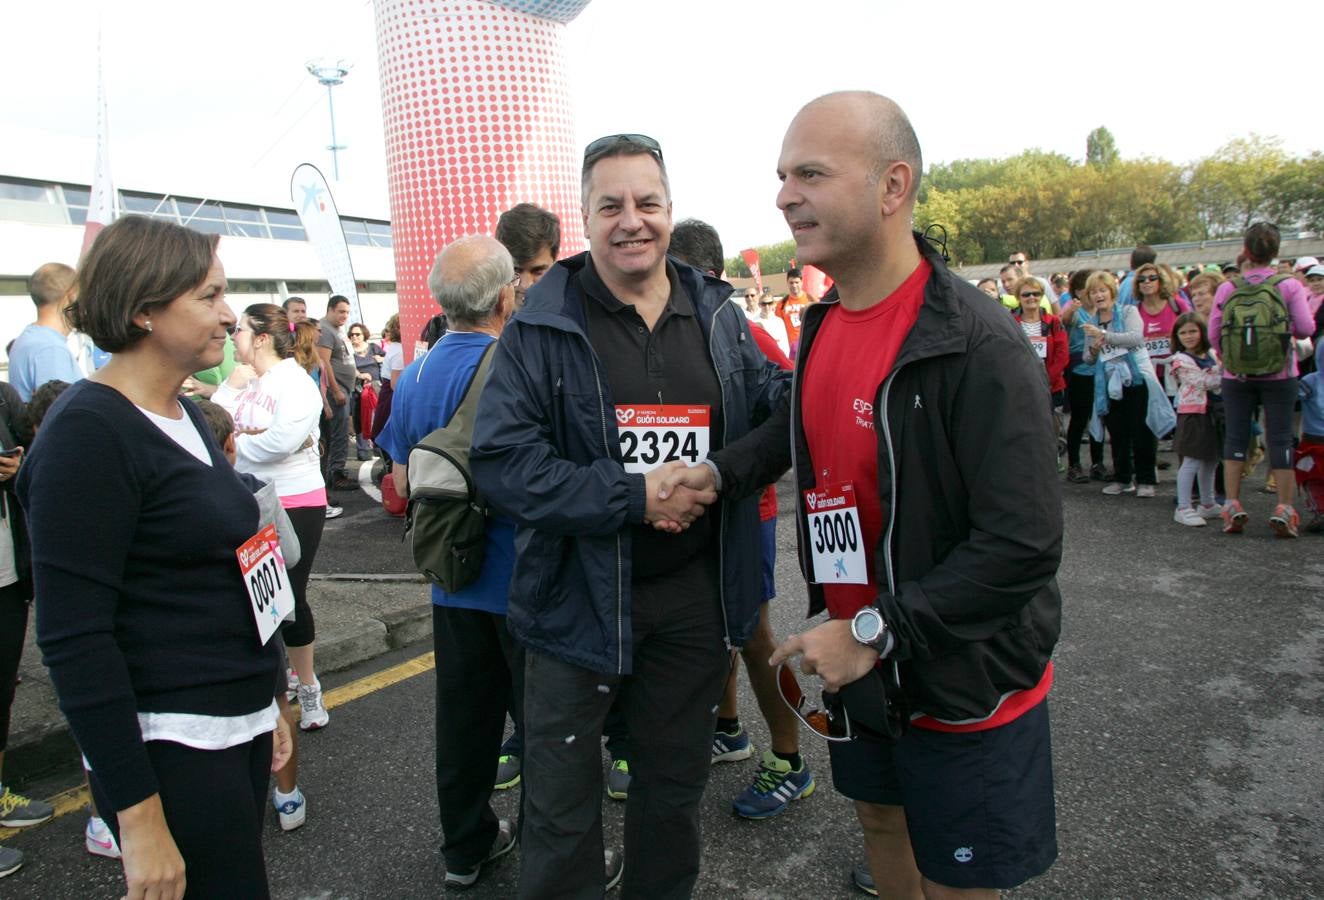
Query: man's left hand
769,618,880,692
0,447,22,481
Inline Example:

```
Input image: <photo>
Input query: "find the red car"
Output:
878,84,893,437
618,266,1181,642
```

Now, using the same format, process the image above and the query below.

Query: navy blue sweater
16,381,279,811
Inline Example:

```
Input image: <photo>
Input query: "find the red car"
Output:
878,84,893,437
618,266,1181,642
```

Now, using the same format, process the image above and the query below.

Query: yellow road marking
0,651,435,841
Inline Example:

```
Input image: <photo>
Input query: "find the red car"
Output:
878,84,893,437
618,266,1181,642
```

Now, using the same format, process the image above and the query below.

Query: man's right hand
644,461,716,533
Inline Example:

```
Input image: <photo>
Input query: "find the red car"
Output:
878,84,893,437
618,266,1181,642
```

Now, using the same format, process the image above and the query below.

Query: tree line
725,128,1324,276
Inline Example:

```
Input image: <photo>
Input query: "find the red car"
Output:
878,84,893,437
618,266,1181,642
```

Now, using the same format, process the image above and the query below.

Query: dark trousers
0,580,31,752
433,603,525,871
1066,372,1104,467
321,395,351,484
93,733,273,899
503,689,630,761
1105,383,1157,485
280,505,324,648
518,555,730,900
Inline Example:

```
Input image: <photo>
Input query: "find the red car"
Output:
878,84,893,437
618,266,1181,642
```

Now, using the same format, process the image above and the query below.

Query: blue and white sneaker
711,725,753,764
273,788,307,832
732,750,815,819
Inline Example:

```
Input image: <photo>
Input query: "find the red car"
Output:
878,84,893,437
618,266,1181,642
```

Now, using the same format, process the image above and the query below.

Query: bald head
30,262,76,309
426,235,515,328
800,92,923,202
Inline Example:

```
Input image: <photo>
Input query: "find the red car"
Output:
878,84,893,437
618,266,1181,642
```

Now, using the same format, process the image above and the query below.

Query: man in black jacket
667,91,1062,898
471,135,789,898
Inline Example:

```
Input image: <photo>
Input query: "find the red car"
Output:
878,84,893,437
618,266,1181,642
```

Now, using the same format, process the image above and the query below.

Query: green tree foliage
1086,126,1119,168
907,132,1322,267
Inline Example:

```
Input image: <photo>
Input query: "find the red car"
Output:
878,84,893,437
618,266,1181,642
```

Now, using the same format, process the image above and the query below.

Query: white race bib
1144,335,1170,359
615,405,710,475
1100,344,1129,363
803,482,869,585
1029,335,1048,359
236,525,295,646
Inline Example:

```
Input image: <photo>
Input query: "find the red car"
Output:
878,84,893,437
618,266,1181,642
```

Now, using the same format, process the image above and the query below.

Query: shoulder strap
449,341,498,433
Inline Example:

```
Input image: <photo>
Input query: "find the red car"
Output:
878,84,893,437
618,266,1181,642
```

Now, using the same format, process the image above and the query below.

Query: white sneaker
1136,484,1156,498
1197,503,1223,519
1174,507,1206,527
297,680,329,730
286,667,299,702
273,788,307,832
1102,481,1135,495
324,505,344,520
85,816,121,859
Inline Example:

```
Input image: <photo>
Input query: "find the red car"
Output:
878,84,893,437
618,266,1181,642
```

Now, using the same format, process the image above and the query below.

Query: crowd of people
985,235,1324,536
0,87,1317,900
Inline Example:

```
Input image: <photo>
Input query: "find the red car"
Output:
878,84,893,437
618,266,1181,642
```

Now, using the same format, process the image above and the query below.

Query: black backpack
404,342,496,592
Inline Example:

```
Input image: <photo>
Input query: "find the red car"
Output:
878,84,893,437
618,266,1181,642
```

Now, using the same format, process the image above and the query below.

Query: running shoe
711,725,753,764
1196,503,1223,519
605,849,624,892
1089,463,1110,482
0,846,21,879
85,816,121,859
1269,504,1300,539
1065,465,1089,484
732,750,815,819
1101,481,1135,496
324,505,344,520
851,862,878,896
297,680,330,731
606,759,631,801
1304,513,1324,534
444,818,516,888
332,475,358,491
1221,499,1249,534
1173,507,1205,527
286,667,299,702
1136,484,1156,498
273,788,307,832
493,754,521,790
0,787,54,827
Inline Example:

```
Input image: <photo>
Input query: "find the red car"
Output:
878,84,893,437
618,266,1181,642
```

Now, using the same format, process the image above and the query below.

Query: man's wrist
701,458,722,493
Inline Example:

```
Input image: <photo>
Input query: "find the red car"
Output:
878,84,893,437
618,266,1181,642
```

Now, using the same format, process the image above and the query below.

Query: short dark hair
669,219,724,276
282,296,307,311
1068,269,1094,299
496,203,561,264
1244,222,1281,265
581,136,670,207
1130,244,1157,270
69,215,219,353
327,294,350,312
193,397,235,447
26,379,71,431
999,264,1018,278
786,267,803,280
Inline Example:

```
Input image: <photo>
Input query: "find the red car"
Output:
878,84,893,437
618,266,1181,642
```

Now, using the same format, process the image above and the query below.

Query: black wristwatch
850,606,889,650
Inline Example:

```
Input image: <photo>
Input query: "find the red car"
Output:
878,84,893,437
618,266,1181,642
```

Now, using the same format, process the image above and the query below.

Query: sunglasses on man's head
583,133,663,163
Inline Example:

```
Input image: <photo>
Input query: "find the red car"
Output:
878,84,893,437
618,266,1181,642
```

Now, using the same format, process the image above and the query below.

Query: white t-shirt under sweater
212,357,324,498
132,401,280,750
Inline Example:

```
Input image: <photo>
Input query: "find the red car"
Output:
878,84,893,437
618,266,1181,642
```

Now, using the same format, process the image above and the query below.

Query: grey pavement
3,464,1322,898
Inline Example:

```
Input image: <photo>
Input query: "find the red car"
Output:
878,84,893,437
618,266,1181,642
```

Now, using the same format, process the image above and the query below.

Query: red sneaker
1221,500,1249,534
1268,504,1300,539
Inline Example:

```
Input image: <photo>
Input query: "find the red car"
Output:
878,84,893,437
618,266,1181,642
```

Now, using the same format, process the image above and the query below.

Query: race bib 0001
803,482,869,585
615,405,710,475
236,525,295,646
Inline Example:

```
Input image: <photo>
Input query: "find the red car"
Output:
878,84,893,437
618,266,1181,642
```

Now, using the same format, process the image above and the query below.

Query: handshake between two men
642,460,719,533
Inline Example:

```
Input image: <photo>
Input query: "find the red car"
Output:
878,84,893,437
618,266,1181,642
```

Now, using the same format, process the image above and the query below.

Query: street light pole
305,59,352,180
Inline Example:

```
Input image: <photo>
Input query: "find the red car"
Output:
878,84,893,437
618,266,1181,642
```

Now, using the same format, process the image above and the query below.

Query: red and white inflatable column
373,0,591,359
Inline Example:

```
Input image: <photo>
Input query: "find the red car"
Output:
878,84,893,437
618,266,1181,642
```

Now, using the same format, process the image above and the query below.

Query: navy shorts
759,516,777,602
829,698,1057,890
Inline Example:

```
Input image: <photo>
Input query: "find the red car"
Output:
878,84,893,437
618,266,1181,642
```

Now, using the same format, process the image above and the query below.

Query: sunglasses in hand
777,660,909,743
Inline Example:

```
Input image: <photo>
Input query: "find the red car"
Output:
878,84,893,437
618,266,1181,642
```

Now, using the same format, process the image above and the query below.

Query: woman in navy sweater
17,216,292,899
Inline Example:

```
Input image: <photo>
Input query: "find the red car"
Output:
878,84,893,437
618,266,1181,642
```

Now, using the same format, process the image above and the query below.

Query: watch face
856,610,881,642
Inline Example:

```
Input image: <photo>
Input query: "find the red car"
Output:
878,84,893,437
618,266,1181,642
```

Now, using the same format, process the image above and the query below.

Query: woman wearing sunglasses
1133,262,1190,391
347,323,382,461
1013,277,1069,428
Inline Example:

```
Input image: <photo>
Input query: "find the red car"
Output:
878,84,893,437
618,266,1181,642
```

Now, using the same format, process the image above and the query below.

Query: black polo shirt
579,258,724,580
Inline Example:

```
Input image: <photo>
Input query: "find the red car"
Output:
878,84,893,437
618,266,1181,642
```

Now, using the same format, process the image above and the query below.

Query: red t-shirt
802,260,1050,732
777,295,813,344
748,320,794,521
801,260,930,620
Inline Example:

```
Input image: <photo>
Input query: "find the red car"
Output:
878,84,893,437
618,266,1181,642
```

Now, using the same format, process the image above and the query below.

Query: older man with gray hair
374,234,523,890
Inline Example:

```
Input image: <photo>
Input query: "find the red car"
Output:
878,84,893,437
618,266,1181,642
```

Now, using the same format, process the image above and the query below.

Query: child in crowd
194,399,310,831
1167,314,1223,526
1296,341,1324,533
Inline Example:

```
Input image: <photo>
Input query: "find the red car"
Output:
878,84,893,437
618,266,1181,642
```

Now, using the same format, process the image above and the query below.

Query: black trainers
851,862,878,896
444,818,516,888
605,849,624,892
0,846,22,879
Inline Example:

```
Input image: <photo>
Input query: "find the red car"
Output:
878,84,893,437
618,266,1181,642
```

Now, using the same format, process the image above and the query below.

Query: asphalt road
5,466,1322,899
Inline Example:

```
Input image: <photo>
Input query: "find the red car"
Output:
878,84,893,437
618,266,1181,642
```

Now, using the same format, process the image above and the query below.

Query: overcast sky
2,0,1318,253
